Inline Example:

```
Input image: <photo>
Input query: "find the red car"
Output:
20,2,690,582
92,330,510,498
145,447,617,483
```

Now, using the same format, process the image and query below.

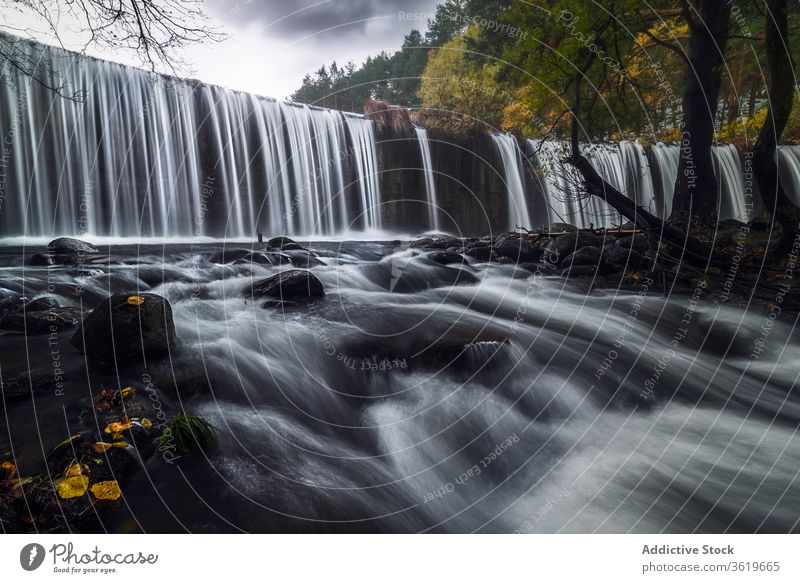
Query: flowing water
0,33,381,238
491,134,531,230
1,242,797,533
415,127,440,232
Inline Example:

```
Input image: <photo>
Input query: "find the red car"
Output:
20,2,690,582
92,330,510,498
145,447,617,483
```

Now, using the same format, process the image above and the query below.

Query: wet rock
546,232,604,262
462,242,493,261
25,296,60,312
428,250,465,265
410,237,434,249
29,252,55,266
0,307,82,334
494,238,543,263
282,249,325,268
267,236,305,251
547,222,578,233
245,269,325,304
71,292,177,365
615,233,650,254
561,265,598,278
48,237,99,255
561,245,602,267
603,245,646,269
209,248,254,264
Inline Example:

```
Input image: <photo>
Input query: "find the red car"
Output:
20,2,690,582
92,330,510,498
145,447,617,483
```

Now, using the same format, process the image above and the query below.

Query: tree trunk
670,1,732,224
752,0,797,253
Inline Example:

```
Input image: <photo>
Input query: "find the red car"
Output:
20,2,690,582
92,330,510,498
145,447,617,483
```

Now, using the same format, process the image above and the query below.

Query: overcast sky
2,0,441,99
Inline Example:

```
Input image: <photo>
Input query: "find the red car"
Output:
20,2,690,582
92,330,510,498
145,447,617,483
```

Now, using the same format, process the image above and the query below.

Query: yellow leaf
140,418,153,430
127,295,145,306
104,418,133,435
1,460,17,479
90,480,121,501
64,461,85,478
93,442,113,453
51,434,81,452
120,387,135,398
57,475,89,499
113,441,129,448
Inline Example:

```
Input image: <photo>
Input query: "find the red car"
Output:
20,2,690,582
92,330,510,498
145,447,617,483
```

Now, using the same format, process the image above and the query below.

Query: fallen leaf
104,418,133,436
120,387,135,398
1,460,17,479
51,434,81,452
93,442,113,453
140,418,153,430
127,295,145,306
57,475,89,499
64,462,86,478
90,480,121,501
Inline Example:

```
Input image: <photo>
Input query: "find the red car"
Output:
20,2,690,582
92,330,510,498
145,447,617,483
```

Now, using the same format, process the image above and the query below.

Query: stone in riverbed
546,232,604,263
245,269,325,304
71,292,177,364
493,238,543,263
561,245,602,267
267,236,306,251
428,250,465,265
48,237,99,255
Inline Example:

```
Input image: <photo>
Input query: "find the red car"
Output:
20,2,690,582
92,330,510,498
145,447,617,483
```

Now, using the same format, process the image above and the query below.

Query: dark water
1,241,798,533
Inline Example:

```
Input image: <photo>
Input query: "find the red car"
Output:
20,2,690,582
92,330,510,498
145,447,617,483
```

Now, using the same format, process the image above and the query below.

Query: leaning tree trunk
751,0,798,254
670,0,732,224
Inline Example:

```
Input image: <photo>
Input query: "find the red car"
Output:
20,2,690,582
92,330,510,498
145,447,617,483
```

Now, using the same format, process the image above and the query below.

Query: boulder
48,237,99,255
602,245,647,269
615,233,649,254
1,307,82,334
428,250,465,265
547,222,578,233
71,292,177,364
494,238,543,263
462,242,493,261
546,232,604,263
245,270,325,304
561,245,602,267
209,249,254,264
29,252,55,266
561,265,598,278
267,236,306,251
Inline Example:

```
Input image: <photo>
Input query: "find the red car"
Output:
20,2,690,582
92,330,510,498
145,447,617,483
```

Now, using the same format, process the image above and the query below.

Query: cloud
207,0,439,39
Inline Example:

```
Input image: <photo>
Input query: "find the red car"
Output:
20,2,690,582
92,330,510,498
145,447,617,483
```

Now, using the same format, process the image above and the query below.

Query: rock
245,270,325,304
561,265,598,278
1,307,82,334
282,249,325,268
209,249,254,264
562,245,602,267
602,245,647,269
25,296,60,312
71,292,177,364
428,250,465,265
546,232,604,263
410,238,434,249
267,236,305,251
547,222,578,233
494,238,543,263
615,233,649,254
463,242,493,261
29,252,54,266
48,237,99,255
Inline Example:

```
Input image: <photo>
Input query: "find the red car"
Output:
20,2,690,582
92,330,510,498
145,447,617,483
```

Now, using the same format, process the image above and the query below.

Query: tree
669,0,732,224
752,0,798,251
0,0,222,100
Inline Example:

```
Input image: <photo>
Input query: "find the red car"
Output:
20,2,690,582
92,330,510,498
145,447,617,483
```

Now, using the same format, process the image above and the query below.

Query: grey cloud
208,0,439,39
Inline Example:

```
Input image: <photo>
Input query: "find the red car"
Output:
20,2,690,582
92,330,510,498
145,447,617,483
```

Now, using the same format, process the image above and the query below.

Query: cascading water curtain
415,126,440,232
491,133,531,230
0,33,383,239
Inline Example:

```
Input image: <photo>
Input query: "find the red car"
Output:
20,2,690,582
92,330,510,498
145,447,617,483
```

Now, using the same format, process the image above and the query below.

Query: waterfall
491,133,531,230
650,142,679,217
0,33,381,238
415,127,440,231
777,145,800,207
